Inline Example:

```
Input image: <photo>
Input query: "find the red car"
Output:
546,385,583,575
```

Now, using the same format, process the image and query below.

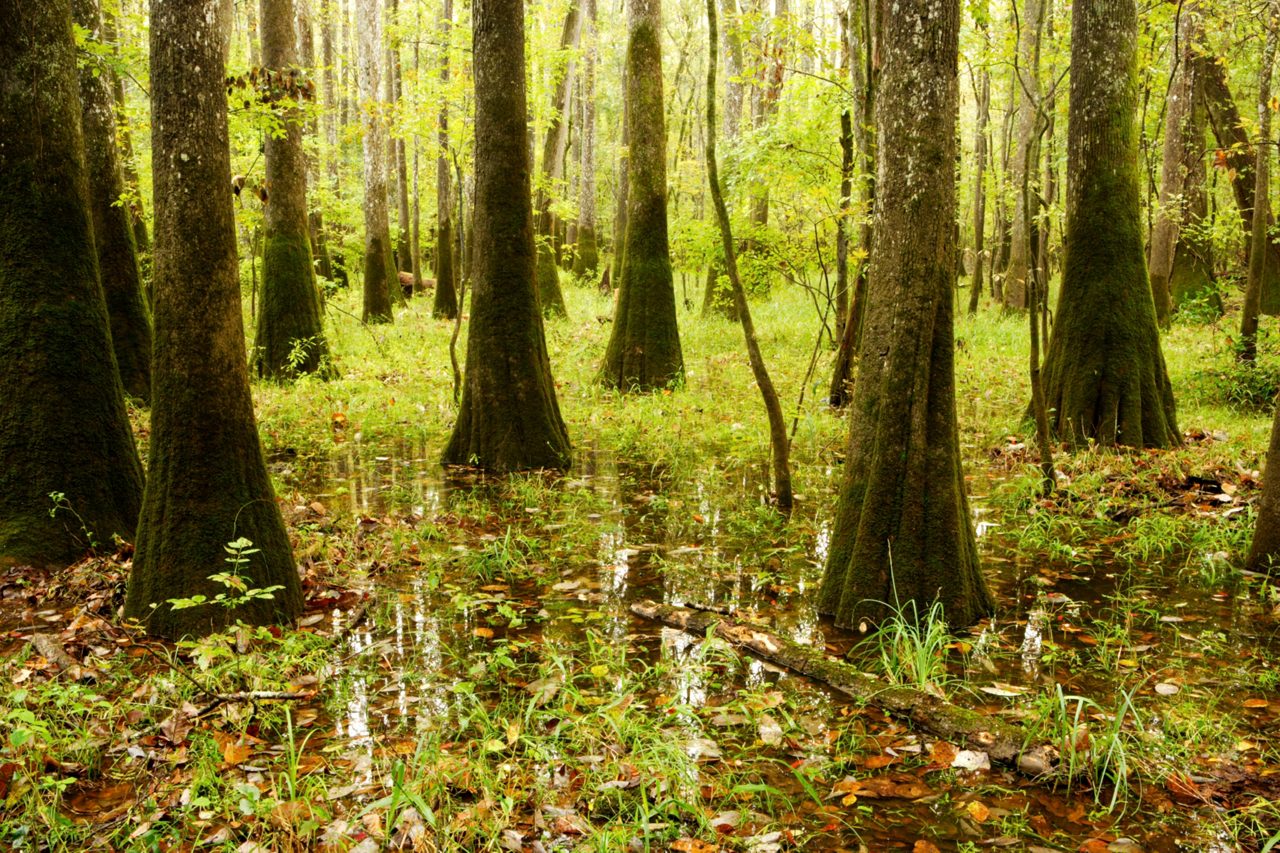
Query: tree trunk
1247,376,1280,571
705,0,791,510
817,0,993,629
1040,0,1179,448
442,0,571,472
572,0,600,278
255,0,330,378
126,0,301,638
1241,14,1277,364
534,0,582,318
388,0,412,279
101,4,149,253
967,5,990,315
72,0,153,404
296,1,332,283
432,0,459,319
1199,53,1280,315
0,0,144,567
1149,4,1216,325
600,0,685,391
357,0,395,322
1002,0,1045,311
611,65,630,288
701,0,746,320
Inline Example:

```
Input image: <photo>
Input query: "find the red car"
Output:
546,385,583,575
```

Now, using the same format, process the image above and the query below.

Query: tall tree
254,0,331,378
572,0,600,278
1040,0,1178,447
357,0,395,322
388,0,412,277
1241,11,1278,364
296,0,333,283
817,0,992,628
1002,0,1046,310
72,0,153,403
442,0,571,471
600,0,684,391
432,0,459,318
0,0,144,567
967,0,991,315
101,3,149,253
125,0,302,638
533,0,582,317
701,0,746,320
1148,3,1216,324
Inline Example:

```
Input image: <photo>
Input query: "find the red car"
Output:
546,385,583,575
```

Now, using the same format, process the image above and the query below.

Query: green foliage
162,538,284,613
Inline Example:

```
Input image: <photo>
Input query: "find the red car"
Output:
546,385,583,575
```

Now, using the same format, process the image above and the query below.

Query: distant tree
441,0,571,472
432,0,459,319
1002,0,1046,311
1039,0,1179,448
254,0,330,378
1148,2,1216,325
0,0,144,567
600,0,684,391
1247,391,1280,573
1241,9,1278,364
817,0,993,629
72,0,153,403
572,0,601,279
125,0,301,638
357,0,395,323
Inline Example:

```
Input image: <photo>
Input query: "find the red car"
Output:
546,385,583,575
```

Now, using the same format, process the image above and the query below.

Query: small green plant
47,491,99,553
163,537,284,612
853,597,953,696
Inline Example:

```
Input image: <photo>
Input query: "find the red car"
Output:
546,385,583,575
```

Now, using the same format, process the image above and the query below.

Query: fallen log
630,600,1056,776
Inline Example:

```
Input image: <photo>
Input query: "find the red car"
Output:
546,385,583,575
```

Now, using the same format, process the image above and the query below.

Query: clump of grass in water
852,597,954,698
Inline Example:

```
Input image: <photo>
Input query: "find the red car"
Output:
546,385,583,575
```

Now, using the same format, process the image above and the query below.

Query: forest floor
3,276,1280,851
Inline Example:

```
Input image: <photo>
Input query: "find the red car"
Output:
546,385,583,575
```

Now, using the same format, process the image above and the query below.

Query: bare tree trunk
1003,0,1045,310
1241,12,1277,364
432,0,458,317
573,0,600,278
967,5,991,315
357,0,395,322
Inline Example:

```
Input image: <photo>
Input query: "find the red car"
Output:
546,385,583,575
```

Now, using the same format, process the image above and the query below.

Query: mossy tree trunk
72,0,153,404
817,0,993,630
968,5,990,316
432,0,459,319
0,0,144,568
296,2,332,284
1247,384,1280,572
533,0,581,318
125,0,301,639
610,68,630,289
388,0,412,279
1039,0,1179,449
701,0,746,321
1148,4,1216,325
1242,15,1277,365
357,0,395,323
572,0,600,279
442,0,571,472
600,0,684,392
254,0,330,379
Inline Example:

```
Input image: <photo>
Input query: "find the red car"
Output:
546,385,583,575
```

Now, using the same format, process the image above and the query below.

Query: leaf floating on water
831,774,936,801
979,683,1027,697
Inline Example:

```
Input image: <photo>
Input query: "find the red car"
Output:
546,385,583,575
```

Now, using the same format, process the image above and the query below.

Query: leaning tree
441,0,571,472
817,0,994,629
599,0,684,391
254,0,330,378
125,0,302,638
0,0,144,567
1038,0,1179,448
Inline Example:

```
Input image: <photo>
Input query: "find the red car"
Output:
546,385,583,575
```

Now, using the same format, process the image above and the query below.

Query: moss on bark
1040,0,1179,449
254,0,330,379
599,1,683,391
125,0,301,639
73,0,152,404
433,215,459,318
0,0,145,568
817,0,992,630
442,0,570,472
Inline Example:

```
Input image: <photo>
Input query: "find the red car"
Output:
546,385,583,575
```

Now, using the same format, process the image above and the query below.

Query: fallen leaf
1154,682,1179,696
671,840,719,853
222,740,252,767
965,800,991,822
1244,698,1270,709
913,841,942,853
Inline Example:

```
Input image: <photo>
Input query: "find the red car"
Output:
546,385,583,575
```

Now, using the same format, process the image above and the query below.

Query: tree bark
432,0,459,319
296,1,332,283
357,0,395,322
1002,0,1045,311
126,0,301,638
0,0,144,568
967,4,991,315
600,0,685,392
533,0,582,318
572,0,600,278
1241,15,1277,364
101,4,149,253
1040,0,1179,448
1199,53,1280,315
701,0,746,320
1149,4,1216,325
72,0,153,404
817,0,993,629
441,0,571,472
255,0,330,379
